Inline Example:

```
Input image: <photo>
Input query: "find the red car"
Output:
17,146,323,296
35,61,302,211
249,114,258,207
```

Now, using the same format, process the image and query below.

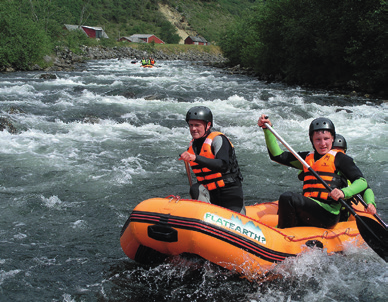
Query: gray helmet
186,106,213,127
309,117,335,137
333,134,347,152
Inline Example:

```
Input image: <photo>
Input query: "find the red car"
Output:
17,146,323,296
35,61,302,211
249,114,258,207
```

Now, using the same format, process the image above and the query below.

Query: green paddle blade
356,216,388,262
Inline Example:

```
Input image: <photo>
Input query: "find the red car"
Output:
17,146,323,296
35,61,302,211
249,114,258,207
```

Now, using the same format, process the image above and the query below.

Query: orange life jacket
332,148,345,154
188,132,240,191
302,150,345,203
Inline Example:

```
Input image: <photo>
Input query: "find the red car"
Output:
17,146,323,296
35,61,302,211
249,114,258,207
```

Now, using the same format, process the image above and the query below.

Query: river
0,59,387,302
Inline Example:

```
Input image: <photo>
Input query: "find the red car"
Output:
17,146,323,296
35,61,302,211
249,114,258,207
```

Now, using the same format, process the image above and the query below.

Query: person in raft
179,106,246,214
331,134,377,220
297,133,377,221
257,114,369,229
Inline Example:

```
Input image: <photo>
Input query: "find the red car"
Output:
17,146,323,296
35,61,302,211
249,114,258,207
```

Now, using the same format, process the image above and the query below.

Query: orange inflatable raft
120,196,370,277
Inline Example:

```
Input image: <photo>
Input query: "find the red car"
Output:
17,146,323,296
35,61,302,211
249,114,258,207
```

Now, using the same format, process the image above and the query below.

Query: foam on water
0,269,22,286
0,58,386,301
42,77,85,87
41,195,63,208
0,83,44,98
251,246,388,302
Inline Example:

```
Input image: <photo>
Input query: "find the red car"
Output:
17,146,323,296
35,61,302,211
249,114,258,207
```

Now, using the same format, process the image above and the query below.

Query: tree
159,21,181,44
219,0,387,94
78,0,91,26
0,1,51,70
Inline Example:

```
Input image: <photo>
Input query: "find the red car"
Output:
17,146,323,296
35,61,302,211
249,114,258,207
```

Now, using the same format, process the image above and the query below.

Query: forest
219,0,387,95
0,0,386,96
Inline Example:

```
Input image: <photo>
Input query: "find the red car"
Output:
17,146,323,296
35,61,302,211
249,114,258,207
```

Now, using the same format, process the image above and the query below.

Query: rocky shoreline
35,45,227,72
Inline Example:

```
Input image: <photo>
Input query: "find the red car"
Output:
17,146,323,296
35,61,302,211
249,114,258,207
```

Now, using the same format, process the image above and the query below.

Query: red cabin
63,24,109,39
81,26,108,39
184,36,209,45
119,34,165,44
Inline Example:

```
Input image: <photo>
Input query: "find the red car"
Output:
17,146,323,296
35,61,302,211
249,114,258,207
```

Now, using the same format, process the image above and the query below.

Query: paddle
264,122,388,262
184,161,193,187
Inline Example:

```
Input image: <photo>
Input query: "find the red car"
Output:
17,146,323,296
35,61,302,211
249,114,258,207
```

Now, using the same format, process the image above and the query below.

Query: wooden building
64,24,109,39
119,34,165,44
184,36,209,45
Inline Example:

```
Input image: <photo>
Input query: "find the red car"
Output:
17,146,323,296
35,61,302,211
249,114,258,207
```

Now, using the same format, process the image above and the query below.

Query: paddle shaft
184,161,193,187
264,123,383,240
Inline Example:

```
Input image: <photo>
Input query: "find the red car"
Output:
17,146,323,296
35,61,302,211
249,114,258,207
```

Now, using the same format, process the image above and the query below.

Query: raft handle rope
284,230,359,242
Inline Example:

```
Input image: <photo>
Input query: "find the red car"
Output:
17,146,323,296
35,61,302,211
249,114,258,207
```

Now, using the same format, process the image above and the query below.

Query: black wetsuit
189,133,244,213
263,129,367,228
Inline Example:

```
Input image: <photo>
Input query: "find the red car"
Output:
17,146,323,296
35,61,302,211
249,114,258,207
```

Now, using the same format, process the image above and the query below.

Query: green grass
117,41,223,55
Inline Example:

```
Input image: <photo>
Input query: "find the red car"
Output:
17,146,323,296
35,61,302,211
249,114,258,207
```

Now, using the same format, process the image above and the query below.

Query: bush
0,2,51,70
100,38,118,48
138,41,156,54
61,30,95,53
158,21,181,44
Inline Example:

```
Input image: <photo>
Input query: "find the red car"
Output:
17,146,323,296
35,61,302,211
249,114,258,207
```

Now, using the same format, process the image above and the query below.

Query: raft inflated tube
121,197,368,278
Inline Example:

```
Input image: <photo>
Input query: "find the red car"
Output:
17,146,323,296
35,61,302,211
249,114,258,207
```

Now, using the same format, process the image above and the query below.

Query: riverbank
4,44,385,100
36,45,226,72
208,62,386,100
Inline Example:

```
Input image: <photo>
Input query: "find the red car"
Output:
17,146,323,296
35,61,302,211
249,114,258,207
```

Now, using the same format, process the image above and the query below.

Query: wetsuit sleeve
363,187,376,207
194,135,229,172
335,152,368,198
263,128,304,169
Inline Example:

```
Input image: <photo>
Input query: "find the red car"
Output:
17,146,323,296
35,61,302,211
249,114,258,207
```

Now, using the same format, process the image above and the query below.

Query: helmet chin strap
203,123,212,137
309,136,315,152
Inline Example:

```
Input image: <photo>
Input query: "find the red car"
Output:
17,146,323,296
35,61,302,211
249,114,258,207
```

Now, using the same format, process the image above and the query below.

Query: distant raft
120,196,371,278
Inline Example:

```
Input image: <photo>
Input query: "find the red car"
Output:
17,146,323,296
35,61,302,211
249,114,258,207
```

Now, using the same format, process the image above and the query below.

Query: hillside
2,0,253,70
95,0,257,44
158,0,251,43
158,3,198,44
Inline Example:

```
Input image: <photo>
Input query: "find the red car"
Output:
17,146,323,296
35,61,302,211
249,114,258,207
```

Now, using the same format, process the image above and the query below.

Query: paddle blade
356,216,388,262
